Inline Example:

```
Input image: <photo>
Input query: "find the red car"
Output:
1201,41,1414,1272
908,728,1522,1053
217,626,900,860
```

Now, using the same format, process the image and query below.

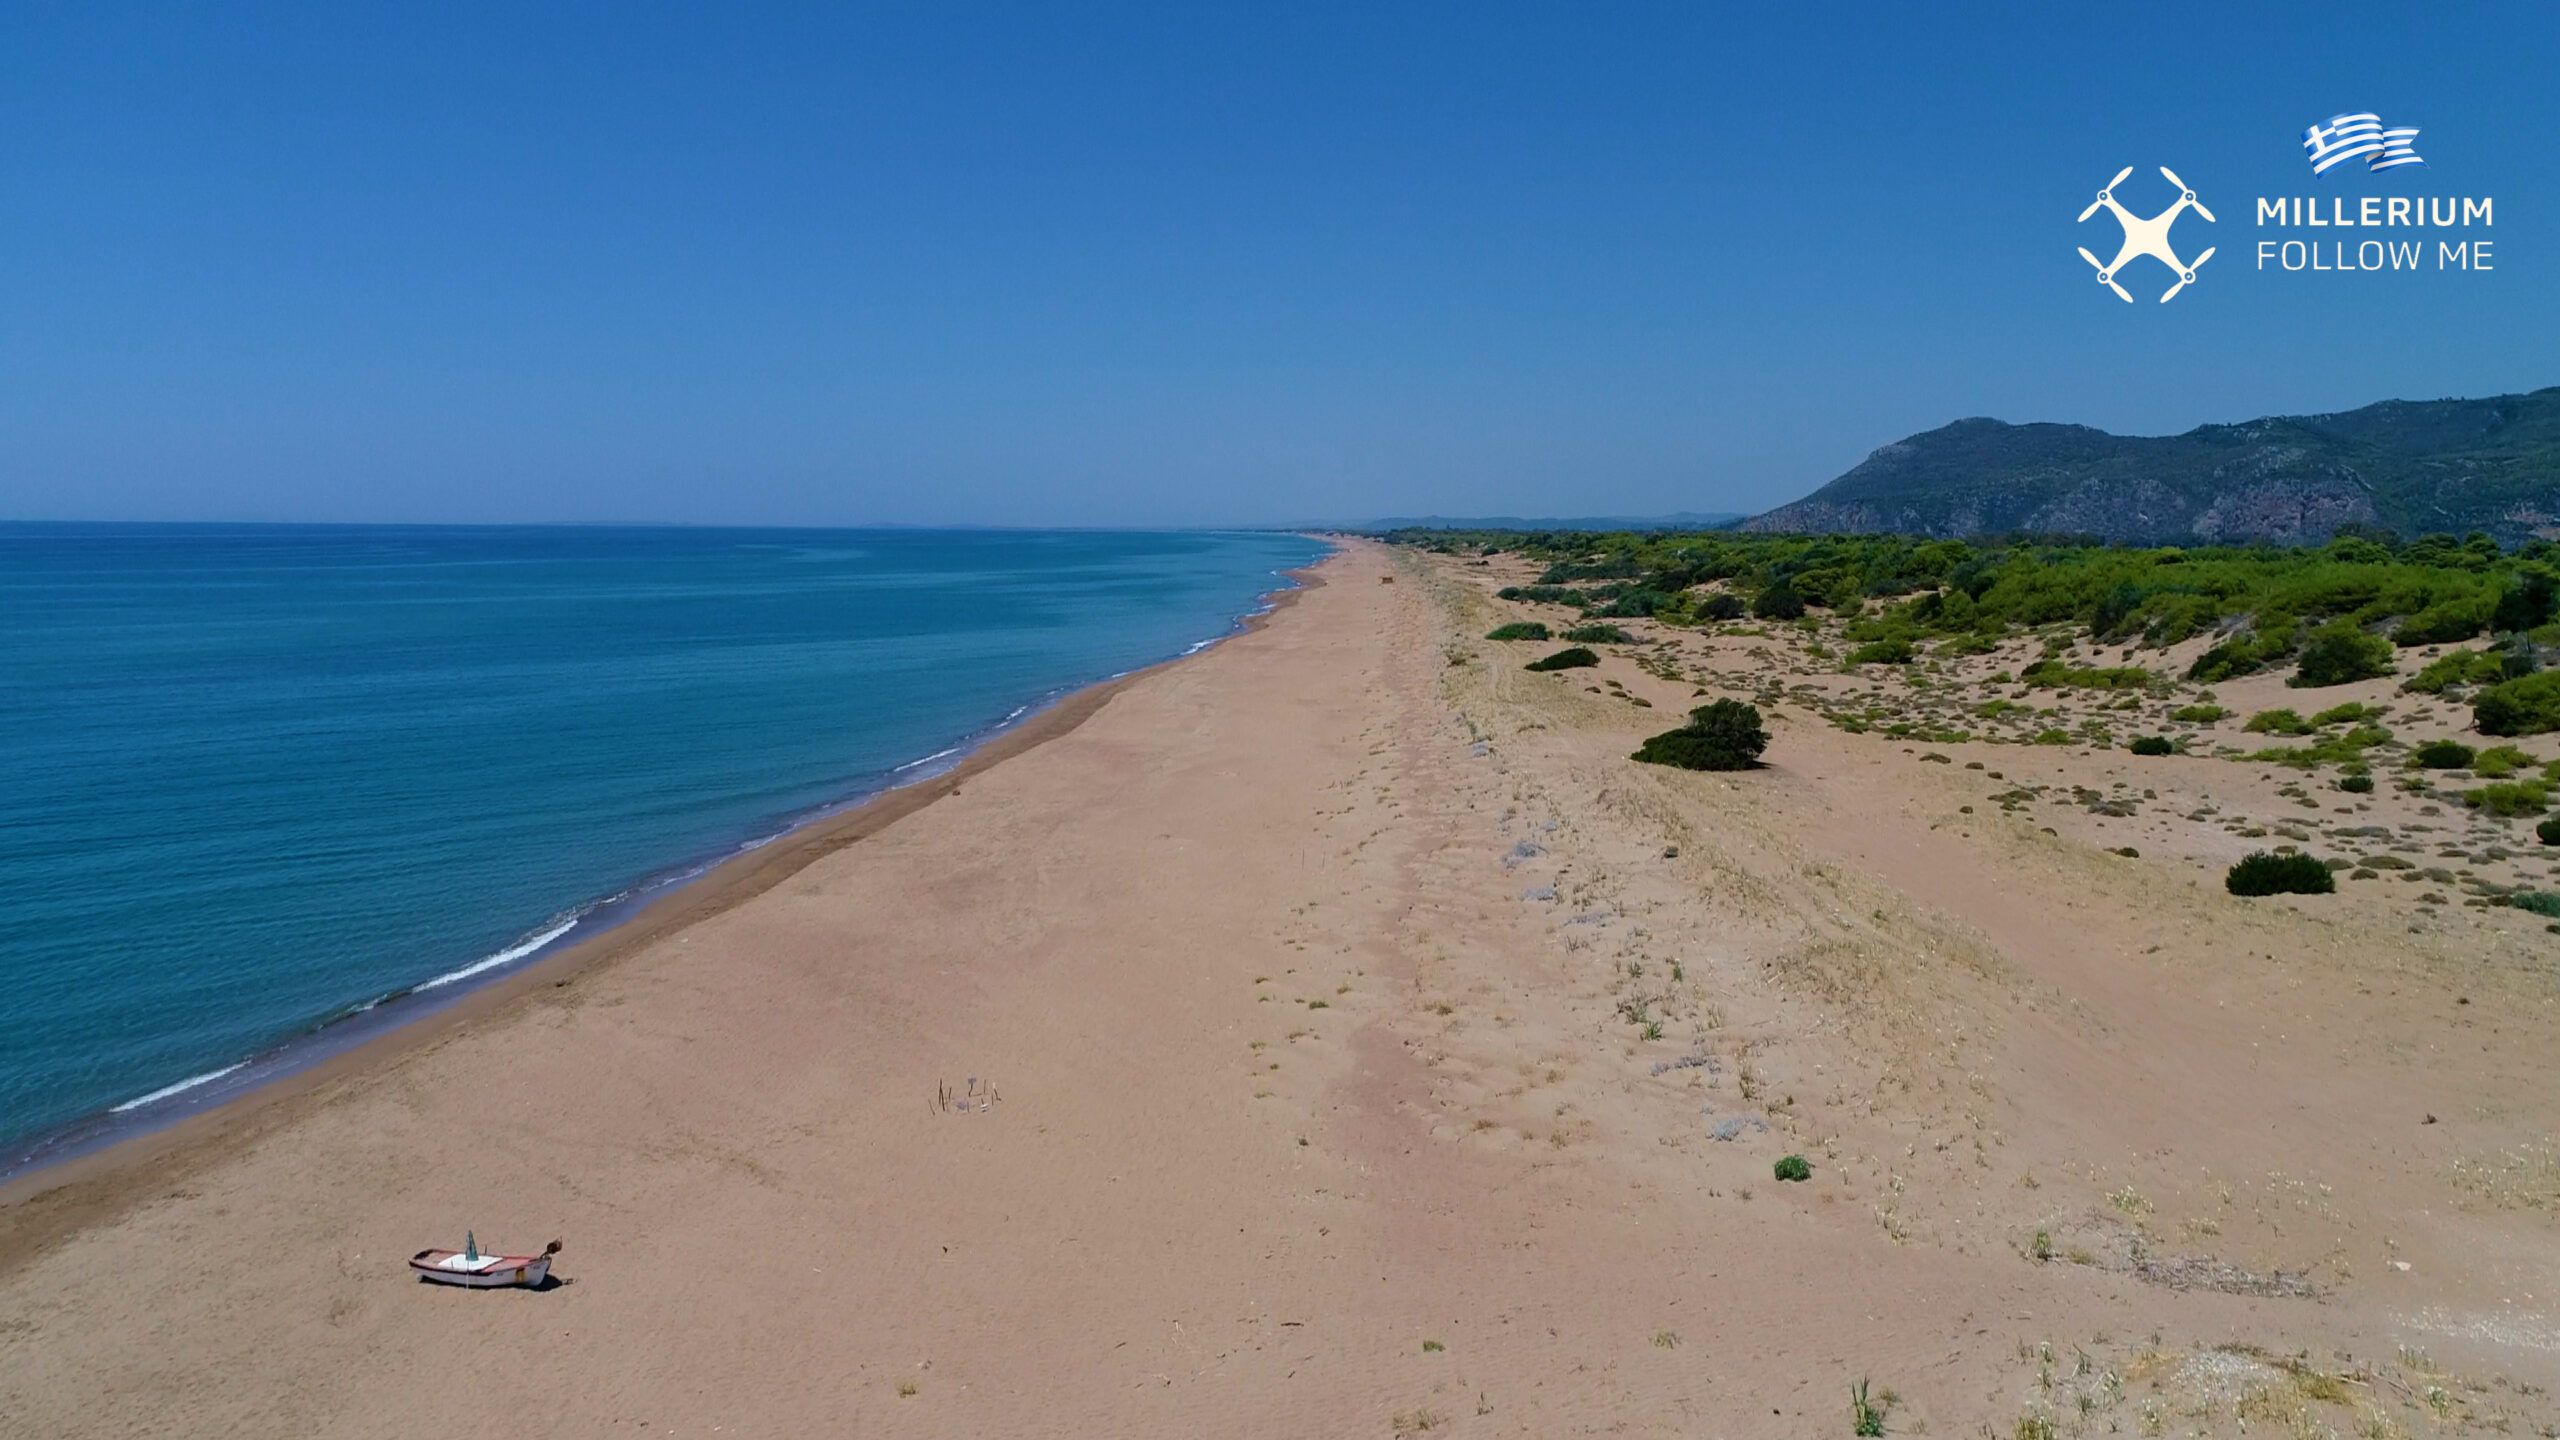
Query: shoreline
0,558,1329,1273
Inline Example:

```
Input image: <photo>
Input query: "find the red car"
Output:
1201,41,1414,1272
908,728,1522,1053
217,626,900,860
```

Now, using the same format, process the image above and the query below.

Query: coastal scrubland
7,538,2560,1439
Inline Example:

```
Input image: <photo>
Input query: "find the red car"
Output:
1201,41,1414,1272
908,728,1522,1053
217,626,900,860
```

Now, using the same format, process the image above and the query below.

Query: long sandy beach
7,540,2560,1438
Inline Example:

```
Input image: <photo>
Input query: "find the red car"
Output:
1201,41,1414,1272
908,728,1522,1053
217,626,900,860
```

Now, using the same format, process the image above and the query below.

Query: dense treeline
1398,526,2560,690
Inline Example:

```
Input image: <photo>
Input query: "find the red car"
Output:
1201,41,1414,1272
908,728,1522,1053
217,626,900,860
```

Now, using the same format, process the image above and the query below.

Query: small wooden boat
410,1233,561,1288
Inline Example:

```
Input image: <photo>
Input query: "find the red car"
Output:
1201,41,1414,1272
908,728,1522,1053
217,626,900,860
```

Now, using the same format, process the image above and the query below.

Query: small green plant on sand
2338,773,2375,793
1562,623,1633,644
1485,621,1549,642
2172,703,2226,722
2539,816,2560,845
1773,1154,1812,1182
2226,851,2336,896
1652,1330,1680,1349
1421,1339,1444,1353
1524,646,1599,672
2127,735,2173,756
1852,1378,1886,1437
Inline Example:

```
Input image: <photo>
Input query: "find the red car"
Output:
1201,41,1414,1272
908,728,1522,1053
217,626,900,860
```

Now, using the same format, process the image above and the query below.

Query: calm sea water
0,524,1329,1162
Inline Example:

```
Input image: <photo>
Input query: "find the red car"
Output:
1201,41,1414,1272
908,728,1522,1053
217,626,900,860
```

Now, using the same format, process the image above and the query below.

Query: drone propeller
2158,248,2215,303
2158,167,2216,222
2076,247,2133,301
2076,246,2105,272
2077,167,2135,222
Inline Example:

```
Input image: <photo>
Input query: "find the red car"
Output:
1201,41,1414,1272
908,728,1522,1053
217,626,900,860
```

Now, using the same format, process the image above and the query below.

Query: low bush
2290,621,2397,687
2413,739,2476,769
1485,621,1549,642
2512,891,2560,918
2339,774,2375,793
1772,1154,1812,1182
2396,599,2492,646
1631,699,1769,772
2540,816,2560,845
2022,659,2156,690
1847,637,1915,665
1562,623,1633,644
2475,671,2560,736
2244,708,2310,735
2226,851,2337,896
2463,781,2550,817
2309,702,2371,726
1695,593,1746,622
2172,703,2227,723
2404,647,2506,694
2128,735,2173,756
1524,647,1599,672
2472,743,2533,778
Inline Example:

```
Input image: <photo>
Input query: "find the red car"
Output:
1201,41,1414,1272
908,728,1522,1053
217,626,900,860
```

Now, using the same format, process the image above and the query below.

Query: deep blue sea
0,524,1329,1166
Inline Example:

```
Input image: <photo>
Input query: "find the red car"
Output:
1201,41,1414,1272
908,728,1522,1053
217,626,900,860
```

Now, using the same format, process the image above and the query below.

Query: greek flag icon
2302,113,2424,174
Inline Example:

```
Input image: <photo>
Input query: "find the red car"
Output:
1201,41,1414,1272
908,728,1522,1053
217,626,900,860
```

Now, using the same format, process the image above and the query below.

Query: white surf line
414,916,581,993
110,1062,249,1113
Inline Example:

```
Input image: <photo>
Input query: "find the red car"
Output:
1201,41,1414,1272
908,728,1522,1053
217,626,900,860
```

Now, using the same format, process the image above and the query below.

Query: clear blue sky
3,3,2550,526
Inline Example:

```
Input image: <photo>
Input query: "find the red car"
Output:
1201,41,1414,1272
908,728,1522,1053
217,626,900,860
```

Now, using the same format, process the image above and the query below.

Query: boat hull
409,1249,552,1288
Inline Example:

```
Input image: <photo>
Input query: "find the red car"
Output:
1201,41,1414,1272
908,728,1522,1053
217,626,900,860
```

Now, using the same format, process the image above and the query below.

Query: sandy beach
7,539,2560,1439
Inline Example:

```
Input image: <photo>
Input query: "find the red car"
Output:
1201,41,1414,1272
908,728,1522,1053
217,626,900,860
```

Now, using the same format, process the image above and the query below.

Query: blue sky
2,3,2550,526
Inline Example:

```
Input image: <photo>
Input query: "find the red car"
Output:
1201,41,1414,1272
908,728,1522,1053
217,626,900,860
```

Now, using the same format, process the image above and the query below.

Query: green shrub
2339,774,2375,793
1695,593,1746,622
2413,739,2476,769
1772,1154,1812,1182
2128,735,2173,756
2463,781,2550,817
2309,701,2371,726
2539,817,2560,845
2172,703,2226,723
1847,637,1915,665
1562,622,1633,644
2243,708,2310,735
2404,647,2506,694
1524,647,1599,672
2396,600,2491,646
2496,571,2559,633
2291,621,2397,687
2022,659,2155,690
2031,728,2071,745
1485,621,1549,642
1631,700,1770,772
2512,891,2560,917
1751,583,1805,621
2226,851,2337,896
2475,671,2560,736
2472,744,2533,777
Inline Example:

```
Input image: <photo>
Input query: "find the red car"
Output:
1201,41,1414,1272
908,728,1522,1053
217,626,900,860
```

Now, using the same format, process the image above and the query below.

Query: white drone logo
2076,166,2216,303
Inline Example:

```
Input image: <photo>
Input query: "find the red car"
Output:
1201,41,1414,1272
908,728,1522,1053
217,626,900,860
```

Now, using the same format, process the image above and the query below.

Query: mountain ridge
1743,387,2560,544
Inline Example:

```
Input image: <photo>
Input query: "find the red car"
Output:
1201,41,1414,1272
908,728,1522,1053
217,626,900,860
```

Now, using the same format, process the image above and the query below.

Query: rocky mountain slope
1743,387,2560,544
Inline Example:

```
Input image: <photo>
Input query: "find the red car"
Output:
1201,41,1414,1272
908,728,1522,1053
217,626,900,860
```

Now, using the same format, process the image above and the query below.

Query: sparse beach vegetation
1524,646,1599,672
2226,851,2337,896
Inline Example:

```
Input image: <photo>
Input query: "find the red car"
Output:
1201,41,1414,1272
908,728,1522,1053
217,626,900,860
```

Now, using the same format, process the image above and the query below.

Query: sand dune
5,540,2559,1438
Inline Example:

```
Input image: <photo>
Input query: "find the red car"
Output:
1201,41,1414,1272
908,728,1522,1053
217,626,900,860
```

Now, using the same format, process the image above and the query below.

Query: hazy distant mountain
1742,388,2560,545
1351,511,1743,533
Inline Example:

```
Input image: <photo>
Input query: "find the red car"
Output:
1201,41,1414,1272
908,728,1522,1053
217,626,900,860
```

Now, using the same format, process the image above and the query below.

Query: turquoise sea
0,525,1330,1169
